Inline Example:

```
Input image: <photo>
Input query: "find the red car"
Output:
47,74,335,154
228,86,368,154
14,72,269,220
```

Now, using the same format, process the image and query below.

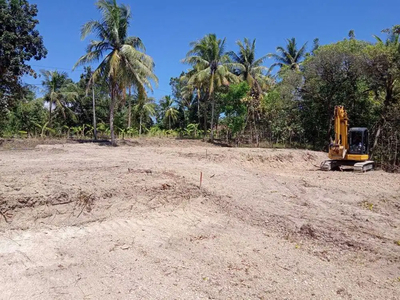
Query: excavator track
320,160,374,172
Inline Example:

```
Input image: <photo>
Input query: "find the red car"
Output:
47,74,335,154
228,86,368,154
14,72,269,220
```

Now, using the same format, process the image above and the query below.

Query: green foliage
301,39,377,149
6,90,46,136
220,82,250,139
0,0,47,104
33,121,55,137
262,70,304,145
184,123,201,138
146,126,178,138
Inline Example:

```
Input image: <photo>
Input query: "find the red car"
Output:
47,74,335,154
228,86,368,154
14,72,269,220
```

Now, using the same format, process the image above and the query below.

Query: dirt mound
172,147,324,171
0,138,67,150
0,166,207,231
239,149,324,170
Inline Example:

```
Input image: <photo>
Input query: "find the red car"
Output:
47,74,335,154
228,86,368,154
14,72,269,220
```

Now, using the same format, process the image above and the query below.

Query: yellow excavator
320,106,374,172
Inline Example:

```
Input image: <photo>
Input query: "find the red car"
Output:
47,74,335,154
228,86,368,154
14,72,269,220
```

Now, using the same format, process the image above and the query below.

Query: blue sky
25,0,399,99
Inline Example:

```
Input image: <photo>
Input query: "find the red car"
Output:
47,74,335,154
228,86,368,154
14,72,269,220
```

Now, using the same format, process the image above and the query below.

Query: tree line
0,0,399,170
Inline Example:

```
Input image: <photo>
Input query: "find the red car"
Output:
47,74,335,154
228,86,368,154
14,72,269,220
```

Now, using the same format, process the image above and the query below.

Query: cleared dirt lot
0,139,399,299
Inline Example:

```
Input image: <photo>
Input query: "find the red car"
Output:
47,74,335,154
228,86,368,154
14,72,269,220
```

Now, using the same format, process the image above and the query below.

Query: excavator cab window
348,128,368,155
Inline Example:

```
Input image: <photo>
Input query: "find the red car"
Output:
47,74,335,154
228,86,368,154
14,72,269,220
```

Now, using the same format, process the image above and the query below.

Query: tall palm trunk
371,119,383,159
92,85,97,140
210,96,215,141
203,109,207,137
209,73,215,142
197,88,201,125
49,102,52,128
49,87,54,127
128,87,132,128
139,114,142,135
110,84,116,146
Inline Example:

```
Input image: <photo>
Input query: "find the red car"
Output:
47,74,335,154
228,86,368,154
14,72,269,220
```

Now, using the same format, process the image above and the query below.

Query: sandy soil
0,139,399,299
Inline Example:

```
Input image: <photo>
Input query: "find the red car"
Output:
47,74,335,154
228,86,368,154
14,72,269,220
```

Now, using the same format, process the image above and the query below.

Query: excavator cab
348,128,368,155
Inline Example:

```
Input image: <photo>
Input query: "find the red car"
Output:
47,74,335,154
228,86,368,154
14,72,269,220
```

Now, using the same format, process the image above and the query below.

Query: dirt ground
0,138,399,299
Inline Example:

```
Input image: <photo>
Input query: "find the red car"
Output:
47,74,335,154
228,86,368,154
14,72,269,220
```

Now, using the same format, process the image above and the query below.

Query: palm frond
294,42,308,61
373,35,383,44
125,36,145,51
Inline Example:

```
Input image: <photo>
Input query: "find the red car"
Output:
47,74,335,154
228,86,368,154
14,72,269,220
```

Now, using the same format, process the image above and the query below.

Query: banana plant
118,127,127,140
127,127,139,137
97,123,110,136
33,121,55,137
186,123,199,137
71,126,83,138
63,125,71,138
85,124,94,138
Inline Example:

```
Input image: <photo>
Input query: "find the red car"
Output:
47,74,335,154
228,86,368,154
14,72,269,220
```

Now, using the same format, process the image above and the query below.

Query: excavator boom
329,106,348,160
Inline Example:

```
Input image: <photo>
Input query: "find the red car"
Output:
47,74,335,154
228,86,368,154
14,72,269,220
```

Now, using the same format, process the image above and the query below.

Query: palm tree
183,34,238,141
306,38,320,57
227,38,274,145
180,66,204,126
174,73,196,128
348,30,356,40
41,70,69,125
41,70,79,126
227,38,274,95
160,95,178,129
133,93,156,135
74,0,158,146
373,31,399,47
269,37,308,71
59,82,80,121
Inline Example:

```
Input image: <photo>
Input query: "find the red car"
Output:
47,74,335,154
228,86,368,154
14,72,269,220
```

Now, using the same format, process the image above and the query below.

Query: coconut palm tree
180,66,205,127
373,31,399,47
59,82,80,121
160,95,178,129
74,0,158,146
227,38,274,95
41,70,79,126
133,93,155,135
41,70,68,125
269,37,308,71
183,33,238,141
227,38,275,145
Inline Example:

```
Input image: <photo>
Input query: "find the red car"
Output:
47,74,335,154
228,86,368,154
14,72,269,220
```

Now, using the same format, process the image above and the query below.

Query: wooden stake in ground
200,172,203,189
